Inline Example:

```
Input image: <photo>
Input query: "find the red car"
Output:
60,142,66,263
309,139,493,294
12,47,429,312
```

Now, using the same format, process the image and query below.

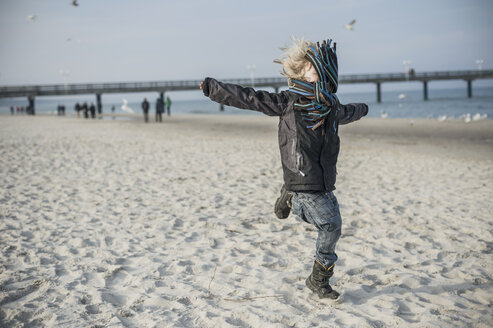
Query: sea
1,86,492,120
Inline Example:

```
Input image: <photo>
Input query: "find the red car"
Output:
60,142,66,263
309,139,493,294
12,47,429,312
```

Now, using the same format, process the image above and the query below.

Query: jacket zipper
294,137,305,176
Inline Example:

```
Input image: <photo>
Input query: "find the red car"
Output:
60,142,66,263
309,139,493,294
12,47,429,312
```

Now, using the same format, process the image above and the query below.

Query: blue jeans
291,191,342,269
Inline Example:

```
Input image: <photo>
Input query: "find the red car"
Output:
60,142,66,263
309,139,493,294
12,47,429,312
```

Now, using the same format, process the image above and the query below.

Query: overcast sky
1,0,492,89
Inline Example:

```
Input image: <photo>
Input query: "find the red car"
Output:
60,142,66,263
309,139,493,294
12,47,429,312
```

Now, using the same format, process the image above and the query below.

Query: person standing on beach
82,102,89,119
155,97,163,123
10,106,14,115
89,103,96,119
75,102,81,118
165,96,172,116
141,98,150,123
97,102,102,118
200,38,368,300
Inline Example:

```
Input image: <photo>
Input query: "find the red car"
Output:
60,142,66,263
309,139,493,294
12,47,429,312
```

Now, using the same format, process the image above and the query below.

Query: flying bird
345,19,356,30
28,15,37,22
398,93,406,99
72,0,79,6
121,99,134,113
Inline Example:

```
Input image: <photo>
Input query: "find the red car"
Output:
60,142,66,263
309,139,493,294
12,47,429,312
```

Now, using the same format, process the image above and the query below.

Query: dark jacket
202,77,368,192
156,98,164,113
142,100,149,112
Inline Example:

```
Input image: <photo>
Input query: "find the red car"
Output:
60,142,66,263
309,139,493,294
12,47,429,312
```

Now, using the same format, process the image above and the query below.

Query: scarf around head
289,39,339,131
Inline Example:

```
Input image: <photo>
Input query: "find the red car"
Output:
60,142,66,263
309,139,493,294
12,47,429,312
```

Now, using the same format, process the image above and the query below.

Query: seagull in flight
28,15,37,22
345,19,356,30
72,0,79,6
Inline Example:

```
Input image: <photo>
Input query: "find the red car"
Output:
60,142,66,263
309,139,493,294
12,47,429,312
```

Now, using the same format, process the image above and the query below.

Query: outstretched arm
337,102,369,125
200,77,290,117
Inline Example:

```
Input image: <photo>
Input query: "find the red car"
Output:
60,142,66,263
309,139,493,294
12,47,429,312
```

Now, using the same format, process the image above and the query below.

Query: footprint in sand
102,266,131,301
185,232,199,242
178,260,194,267
0,280,45,306
177,297,192,306
104,236,114,247
85,304,101,315
100,291,126,308
55,264,67,276
172,218,184,229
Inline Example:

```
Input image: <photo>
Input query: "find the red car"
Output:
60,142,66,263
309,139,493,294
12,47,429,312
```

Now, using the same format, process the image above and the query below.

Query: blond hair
274,37,315,86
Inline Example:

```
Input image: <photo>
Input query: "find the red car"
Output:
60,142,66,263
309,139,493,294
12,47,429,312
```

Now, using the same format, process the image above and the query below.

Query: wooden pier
1,69,492,114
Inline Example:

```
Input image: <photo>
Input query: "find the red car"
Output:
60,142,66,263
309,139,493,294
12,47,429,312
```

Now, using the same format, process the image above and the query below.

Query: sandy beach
0,114,492,327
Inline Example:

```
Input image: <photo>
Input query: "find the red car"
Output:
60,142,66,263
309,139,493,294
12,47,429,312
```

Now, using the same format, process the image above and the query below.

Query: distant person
57,104,62,116
111,105,115,120
141,98,150,123
200,37,368,300
10,106,14,115
75,102,81,118
20,106,24,114
16,106,20,114
89,103,96,119
61,105,66,115
82,102,89,119
165,96,172,116
155,97,163,123
97,102,102,118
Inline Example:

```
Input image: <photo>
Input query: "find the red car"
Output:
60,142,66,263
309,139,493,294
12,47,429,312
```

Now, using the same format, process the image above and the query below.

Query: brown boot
305,261,340,300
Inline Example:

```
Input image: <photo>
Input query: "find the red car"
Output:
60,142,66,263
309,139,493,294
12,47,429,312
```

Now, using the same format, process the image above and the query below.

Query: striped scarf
289,39,339,131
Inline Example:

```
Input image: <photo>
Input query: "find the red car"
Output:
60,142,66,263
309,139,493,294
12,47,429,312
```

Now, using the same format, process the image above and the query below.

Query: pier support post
467,80,472,98
376,83,381,103
274,87,279,93
28,95,35,115
96,93,102,117
159,92,165,116
423,81,428,101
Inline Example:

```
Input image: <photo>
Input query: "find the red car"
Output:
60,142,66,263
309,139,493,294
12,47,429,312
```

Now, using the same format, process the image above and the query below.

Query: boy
200,38,368,299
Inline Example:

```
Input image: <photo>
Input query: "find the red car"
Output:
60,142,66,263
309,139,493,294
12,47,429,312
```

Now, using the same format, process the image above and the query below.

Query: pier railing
1,69,492,112
1,70,492,98
340,70,493,84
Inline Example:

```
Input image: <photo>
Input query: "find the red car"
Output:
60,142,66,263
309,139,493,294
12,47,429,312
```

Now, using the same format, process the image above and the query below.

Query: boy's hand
200,82,203,90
